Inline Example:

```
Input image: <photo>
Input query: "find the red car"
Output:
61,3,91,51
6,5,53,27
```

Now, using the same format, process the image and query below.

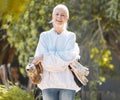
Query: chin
55,24,63,28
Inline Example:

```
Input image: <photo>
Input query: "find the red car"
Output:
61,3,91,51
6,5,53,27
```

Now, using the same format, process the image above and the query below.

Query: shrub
0,85,34,100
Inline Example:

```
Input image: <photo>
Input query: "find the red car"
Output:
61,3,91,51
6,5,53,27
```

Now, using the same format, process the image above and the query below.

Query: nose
26,65,31,71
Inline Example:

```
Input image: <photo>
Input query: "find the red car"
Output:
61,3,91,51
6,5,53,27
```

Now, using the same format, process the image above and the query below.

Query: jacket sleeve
34,33,48,57
57,34,80,62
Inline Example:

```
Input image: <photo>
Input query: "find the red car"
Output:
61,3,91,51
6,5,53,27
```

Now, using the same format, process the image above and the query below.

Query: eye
56,13,59,16
61,14,65,17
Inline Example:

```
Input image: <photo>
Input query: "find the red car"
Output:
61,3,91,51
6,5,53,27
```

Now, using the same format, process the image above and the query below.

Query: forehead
53,8,67,14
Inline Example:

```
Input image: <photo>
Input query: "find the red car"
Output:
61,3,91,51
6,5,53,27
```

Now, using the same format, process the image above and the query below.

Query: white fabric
34,28,80,92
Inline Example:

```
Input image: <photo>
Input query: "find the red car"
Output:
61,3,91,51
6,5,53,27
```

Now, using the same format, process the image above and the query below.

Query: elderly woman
33,4,80,100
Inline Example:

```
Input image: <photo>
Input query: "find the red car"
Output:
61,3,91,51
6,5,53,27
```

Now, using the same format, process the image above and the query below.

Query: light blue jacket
34,28,80,91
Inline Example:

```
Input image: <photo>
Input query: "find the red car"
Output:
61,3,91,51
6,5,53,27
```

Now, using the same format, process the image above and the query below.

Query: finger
34,60,41,65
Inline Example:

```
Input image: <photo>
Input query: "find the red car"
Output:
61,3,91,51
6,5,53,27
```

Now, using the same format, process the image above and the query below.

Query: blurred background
0,0,120,100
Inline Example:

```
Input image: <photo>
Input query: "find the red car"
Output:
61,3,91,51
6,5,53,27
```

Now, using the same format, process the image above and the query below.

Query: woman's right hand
33,55,44,65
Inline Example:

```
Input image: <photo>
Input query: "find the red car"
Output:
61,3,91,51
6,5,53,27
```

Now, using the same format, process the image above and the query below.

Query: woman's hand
33,55,44,65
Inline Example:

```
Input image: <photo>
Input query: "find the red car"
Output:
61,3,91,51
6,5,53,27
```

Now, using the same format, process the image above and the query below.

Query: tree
0,0,30,64
0,0,30,87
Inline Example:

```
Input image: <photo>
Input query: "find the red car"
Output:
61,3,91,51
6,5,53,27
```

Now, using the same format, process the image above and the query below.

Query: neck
53,27,64,34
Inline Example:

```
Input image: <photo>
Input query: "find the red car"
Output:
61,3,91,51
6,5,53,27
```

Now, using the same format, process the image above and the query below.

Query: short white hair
52,4,69,18
49,4,69,29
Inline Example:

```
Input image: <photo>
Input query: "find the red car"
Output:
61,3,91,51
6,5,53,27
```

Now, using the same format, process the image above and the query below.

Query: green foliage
106,0,120,21
90,47,114,71
0,0,30,24
0,85,34,100
89,81,98,100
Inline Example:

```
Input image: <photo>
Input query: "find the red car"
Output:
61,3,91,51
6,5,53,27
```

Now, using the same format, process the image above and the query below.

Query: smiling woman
51,4,69,33
32,4,80,100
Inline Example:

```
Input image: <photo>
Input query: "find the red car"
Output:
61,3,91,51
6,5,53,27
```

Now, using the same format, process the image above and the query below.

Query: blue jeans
42,88,76,100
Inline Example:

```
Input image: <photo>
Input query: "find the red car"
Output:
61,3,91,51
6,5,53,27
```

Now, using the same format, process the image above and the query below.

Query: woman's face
52,8,68,28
